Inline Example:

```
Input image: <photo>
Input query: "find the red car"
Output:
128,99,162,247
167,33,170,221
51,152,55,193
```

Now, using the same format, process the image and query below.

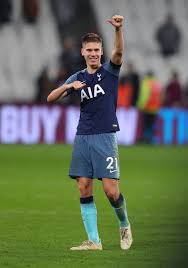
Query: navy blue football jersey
65,61,121,135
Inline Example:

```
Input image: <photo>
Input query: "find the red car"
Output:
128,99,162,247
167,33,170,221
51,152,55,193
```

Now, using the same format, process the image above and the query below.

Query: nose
90,50,96,56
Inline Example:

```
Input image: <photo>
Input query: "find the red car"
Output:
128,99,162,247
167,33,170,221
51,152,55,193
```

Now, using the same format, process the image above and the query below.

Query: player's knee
78,182,92,197
104,188,119,201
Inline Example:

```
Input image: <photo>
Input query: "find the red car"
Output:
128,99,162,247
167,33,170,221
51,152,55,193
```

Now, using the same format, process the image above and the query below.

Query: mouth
89,58,98,63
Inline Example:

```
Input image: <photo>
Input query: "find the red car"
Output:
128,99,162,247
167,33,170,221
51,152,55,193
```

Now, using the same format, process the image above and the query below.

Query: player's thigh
69,135,93,178
90,133,120,179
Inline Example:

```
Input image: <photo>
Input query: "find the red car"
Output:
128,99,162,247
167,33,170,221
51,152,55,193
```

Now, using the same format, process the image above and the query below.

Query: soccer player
47,15,133,250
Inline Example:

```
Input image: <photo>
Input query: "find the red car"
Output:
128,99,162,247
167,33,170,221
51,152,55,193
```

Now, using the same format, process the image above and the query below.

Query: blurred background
0,2,188,267
0,0,188,145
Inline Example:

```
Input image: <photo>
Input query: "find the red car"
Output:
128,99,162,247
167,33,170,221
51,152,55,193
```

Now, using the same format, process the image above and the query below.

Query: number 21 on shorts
106,157,118,172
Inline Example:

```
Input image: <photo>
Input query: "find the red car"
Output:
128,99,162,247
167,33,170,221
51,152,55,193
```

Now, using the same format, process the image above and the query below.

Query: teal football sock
80,196,100,244
110,193,129,228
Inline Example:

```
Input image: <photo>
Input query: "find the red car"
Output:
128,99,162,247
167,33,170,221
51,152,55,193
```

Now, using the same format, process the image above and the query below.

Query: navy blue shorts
69,133,120,179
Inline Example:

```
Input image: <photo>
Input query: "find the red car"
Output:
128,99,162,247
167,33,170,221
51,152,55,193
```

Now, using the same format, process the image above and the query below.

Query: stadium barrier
0,104,187,145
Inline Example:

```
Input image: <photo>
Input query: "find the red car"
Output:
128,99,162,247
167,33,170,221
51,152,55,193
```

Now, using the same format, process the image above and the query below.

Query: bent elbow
116,51,123,59
47,94,53,103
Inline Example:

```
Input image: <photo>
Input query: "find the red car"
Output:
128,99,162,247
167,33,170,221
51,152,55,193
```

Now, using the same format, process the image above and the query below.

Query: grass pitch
0,144,187,268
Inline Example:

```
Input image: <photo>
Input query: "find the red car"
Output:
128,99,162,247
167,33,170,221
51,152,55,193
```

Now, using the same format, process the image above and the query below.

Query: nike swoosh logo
110,170,117,173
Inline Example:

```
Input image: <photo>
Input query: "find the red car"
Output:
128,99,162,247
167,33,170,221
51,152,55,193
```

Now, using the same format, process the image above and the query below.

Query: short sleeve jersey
65,61,121,135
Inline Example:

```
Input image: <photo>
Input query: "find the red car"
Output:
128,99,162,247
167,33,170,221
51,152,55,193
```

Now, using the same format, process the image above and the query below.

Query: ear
101,47,104,55
81,47,84,56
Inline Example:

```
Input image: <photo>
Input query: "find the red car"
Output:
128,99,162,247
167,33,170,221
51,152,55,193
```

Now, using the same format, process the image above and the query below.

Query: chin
90,63,100,69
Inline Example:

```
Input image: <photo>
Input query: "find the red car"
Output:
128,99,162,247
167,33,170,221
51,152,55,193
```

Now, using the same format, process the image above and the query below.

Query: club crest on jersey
81,84,105,102
97,73,102,81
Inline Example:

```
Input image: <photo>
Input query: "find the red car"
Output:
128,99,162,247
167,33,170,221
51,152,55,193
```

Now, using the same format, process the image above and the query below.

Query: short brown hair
81,33,102,45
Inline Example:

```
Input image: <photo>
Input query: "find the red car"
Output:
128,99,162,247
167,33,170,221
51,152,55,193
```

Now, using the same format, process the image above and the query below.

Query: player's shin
80,196,100,244
109,193,129,228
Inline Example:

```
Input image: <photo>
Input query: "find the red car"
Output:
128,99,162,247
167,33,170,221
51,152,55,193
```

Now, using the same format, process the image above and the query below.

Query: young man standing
47,15,133,250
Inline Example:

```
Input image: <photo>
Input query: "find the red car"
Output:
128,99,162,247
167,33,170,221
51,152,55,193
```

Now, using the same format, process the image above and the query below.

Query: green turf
0,144,188,268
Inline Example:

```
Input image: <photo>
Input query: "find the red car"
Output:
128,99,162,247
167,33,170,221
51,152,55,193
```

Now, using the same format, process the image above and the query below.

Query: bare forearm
47,84,71,102
47,80,86,102
114,26,124,55
108,15,124,65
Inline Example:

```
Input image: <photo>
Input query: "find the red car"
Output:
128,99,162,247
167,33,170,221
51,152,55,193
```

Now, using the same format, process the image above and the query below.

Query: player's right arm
47,80,86,103
108,15,124,65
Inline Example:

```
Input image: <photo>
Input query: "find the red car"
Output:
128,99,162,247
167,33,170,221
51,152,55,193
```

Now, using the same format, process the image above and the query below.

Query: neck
87,64,101,74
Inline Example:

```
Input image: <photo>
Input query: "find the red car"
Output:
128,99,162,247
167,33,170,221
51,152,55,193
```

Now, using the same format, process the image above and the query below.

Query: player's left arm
108,15,124,65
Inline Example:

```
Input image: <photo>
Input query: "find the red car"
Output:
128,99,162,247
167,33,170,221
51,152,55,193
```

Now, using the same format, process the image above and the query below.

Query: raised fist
107,15,124,28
